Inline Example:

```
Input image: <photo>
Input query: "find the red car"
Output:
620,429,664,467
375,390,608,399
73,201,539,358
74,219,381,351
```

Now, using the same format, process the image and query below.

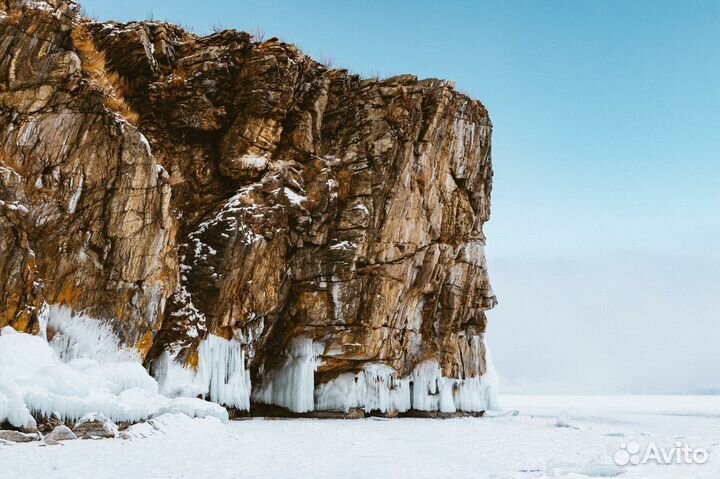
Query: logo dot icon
627,442,640,454
613,441,641,466
613,450,631,466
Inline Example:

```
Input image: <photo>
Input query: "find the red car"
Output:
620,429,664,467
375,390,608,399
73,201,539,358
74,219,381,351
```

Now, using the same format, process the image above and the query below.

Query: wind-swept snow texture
0,307,228,428
2,395,719,479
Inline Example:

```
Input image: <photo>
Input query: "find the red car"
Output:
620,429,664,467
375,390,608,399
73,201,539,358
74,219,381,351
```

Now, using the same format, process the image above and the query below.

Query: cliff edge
0,0,497,417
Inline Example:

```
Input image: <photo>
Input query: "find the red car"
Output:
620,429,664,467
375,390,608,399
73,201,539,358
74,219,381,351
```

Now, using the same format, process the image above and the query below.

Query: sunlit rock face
0,0,497,415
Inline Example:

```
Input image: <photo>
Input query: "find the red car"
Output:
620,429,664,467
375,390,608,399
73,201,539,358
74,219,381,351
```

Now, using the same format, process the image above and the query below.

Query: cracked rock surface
0,0,497,413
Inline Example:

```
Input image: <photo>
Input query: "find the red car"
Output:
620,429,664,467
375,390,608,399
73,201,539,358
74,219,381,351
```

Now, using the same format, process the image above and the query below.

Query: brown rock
44,425,77,442
72,413,118,439
0,0,497,415
0,430,41,443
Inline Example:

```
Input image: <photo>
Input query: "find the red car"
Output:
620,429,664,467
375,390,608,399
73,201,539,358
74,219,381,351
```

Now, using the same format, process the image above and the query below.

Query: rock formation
0,0,497,417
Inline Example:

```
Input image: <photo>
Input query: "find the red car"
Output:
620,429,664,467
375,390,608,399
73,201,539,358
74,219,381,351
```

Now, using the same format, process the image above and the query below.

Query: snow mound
158,397,229,422
555,412,579,429
0,315,229,429
546,460,625,477
120,412,226,440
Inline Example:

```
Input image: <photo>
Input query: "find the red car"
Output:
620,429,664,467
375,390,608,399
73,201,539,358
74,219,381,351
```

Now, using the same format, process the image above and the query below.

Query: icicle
483,344,501,411
196,334,251,410
411,360,442,411
314,371,364,412
314,363,411,414
0,308,230,428
252,337,317,413
36,302,49,341
153,334,252,411
313,339,501,414
46,305,138,362
154,351,208,399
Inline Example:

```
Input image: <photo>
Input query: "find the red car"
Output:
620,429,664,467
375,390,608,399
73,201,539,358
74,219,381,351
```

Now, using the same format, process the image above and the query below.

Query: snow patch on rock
283,187,306,206
66,174,84,214
237,154,269,170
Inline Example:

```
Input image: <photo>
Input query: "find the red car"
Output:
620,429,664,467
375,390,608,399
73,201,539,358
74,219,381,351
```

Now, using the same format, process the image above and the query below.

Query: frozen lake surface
1,394,718,479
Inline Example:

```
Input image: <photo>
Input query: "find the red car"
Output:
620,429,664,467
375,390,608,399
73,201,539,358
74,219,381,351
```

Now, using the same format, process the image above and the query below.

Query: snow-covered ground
1,394,718,479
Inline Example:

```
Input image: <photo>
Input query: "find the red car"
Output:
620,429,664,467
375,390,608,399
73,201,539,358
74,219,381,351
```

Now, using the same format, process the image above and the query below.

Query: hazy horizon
81,0,720,394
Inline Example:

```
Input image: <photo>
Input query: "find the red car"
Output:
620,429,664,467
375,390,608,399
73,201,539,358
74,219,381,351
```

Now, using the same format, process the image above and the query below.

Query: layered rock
0,0,175,354
0,0,498,416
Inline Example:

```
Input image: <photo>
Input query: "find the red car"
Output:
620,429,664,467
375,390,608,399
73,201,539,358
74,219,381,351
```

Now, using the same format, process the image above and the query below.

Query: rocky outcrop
0,430,41,442
72,413,118,439
0,0,497,416
0,0,175,353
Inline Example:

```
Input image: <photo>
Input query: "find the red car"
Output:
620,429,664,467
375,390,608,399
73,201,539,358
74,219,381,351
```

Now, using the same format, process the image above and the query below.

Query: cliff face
0,0,497,415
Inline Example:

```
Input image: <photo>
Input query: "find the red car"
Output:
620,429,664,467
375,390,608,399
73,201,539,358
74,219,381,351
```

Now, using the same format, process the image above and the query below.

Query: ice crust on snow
545,460,625,477
5,395,719,478
154,334,252,411
0,307,228,428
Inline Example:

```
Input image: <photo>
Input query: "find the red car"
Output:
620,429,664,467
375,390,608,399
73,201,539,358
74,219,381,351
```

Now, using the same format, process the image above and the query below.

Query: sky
81,0,720,394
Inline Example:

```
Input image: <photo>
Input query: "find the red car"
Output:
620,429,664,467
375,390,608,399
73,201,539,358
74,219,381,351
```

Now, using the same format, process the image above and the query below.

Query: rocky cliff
0,0,497,416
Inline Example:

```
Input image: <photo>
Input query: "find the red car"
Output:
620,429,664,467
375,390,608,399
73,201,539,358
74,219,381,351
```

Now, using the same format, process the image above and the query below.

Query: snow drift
0,306,228,429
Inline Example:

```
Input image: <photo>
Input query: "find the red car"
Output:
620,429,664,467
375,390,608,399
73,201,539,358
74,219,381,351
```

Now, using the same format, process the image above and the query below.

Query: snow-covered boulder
44,424,77,442
73,413,118,439
120,413,226,440
0,430,41,443
157,397,229,423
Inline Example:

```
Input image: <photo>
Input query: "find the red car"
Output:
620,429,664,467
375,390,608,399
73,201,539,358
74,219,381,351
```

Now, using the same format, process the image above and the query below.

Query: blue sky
82,1,720,393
